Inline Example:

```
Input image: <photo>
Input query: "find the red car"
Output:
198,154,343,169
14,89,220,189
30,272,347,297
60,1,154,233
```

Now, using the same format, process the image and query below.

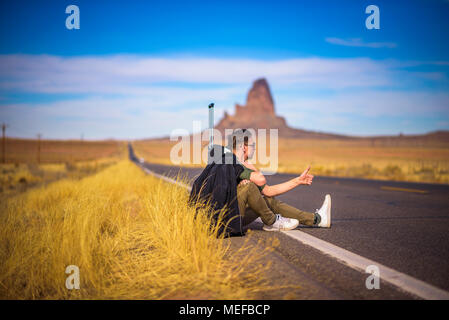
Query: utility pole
37,133,42,164
2,123,8,164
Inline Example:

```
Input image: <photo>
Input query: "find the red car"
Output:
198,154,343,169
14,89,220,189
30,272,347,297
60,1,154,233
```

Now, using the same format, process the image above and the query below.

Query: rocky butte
214,78,349,139
151,77,449,145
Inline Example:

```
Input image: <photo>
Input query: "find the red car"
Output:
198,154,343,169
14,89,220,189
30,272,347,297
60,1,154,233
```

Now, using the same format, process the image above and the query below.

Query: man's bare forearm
261,178,300,197
242,162,313,197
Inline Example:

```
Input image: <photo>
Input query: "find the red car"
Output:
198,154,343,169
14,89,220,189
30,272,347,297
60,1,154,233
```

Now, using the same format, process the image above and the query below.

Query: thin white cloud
278,90,449,118
0,54,395,94
0,54,448,138
0,98,213,139
325,37,397,48
2,88,448,139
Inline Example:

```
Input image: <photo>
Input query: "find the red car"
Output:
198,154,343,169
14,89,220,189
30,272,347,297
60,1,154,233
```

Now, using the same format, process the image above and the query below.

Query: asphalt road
129,146,449,299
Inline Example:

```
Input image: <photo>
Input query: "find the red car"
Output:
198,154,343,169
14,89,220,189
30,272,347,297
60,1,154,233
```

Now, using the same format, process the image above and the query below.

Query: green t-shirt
238,166,266,191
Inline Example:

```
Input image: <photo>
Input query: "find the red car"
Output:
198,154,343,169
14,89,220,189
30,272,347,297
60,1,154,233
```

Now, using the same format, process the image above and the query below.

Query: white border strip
140,165,192,192
135,161,449,300
283,230,449,300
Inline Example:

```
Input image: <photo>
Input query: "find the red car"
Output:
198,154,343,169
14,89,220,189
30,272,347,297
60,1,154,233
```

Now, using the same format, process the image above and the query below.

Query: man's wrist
293,177,302,186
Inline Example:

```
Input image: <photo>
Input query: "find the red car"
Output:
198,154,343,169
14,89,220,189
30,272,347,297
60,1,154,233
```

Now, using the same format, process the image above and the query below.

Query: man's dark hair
227,128,252,151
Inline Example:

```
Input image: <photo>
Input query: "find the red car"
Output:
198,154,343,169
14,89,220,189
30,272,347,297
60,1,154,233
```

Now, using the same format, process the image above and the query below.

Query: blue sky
1,0,449,139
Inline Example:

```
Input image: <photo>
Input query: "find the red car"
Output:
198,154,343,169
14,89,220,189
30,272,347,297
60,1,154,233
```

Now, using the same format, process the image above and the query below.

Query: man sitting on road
227,129,331,231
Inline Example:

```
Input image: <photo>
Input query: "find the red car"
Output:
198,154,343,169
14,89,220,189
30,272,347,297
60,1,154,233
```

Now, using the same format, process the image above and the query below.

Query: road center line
380,186,429,194
136,161,449,300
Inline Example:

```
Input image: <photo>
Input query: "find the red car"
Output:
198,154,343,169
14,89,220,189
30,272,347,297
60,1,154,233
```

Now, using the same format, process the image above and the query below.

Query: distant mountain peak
215,78,349,139
215,78,287,133
244,78,275,115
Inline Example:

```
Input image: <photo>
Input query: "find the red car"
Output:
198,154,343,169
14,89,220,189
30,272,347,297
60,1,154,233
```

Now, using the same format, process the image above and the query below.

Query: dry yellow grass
0,160,274,299
0,158,118,199
275,139,449,184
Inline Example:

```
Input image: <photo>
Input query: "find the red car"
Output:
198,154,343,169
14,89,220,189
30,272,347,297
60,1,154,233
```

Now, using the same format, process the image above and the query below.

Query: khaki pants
237,182,315,227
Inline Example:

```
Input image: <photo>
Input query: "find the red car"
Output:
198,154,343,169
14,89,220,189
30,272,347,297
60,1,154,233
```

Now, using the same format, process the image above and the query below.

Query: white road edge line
141,166,192,192
137,162,449,300
282,230,449,300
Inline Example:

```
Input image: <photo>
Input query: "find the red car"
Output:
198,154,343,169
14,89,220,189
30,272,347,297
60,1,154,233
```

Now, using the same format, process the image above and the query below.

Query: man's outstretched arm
245,163,314,197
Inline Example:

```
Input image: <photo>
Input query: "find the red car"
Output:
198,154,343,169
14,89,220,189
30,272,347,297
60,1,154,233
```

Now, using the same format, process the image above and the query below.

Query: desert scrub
0,159,118,199
131,139,449,185
0,160,271,299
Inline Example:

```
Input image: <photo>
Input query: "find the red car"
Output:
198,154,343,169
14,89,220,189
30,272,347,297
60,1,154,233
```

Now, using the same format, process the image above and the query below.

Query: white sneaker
316,194,331,228
263,214,299,231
